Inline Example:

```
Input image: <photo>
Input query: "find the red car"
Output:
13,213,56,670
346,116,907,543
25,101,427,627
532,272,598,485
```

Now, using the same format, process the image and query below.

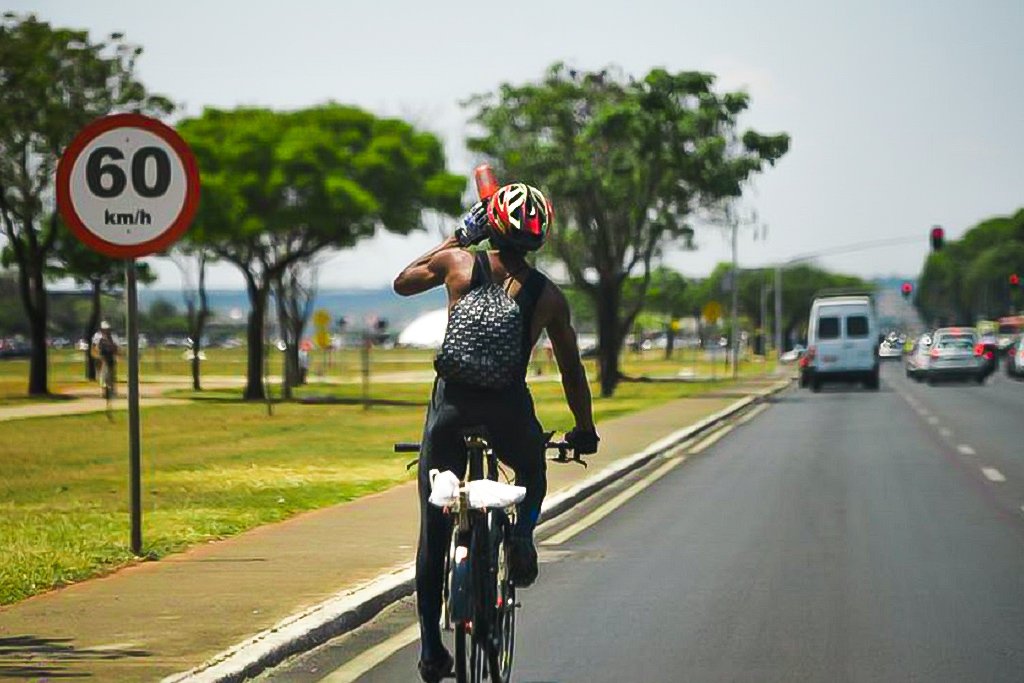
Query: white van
804,295,880,391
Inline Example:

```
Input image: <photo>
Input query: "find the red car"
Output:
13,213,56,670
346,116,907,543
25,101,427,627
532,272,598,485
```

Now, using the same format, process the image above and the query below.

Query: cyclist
92,321,119,398
394,183,599,681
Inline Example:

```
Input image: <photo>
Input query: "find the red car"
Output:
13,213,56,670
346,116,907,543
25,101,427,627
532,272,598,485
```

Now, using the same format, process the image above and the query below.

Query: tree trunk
22,262,49,396
83,279,101,381
191,335,202,391
244,280,269,401
664,322,675,360
593,278,623,398
273,284,295,401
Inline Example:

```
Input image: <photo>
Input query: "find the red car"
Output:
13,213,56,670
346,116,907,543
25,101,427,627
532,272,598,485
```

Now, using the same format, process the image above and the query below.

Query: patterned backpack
434,252,544,389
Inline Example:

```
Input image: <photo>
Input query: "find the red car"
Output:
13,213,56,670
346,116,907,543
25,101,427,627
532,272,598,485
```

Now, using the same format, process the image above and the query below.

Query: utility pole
730,209,740,380
775,266,783,358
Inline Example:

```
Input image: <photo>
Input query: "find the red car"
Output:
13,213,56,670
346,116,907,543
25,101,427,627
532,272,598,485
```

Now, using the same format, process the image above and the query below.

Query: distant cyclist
394,182,599,682
92,321,119,398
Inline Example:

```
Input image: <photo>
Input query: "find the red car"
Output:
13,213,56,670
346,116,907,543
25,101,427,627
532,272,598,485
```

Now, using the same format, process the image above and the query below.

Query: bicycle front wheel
487,513,516,682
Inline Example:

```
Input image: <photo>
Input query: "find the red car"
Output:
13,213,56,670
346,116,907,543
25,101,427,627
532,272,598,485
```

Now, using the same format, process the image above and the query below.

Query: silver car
904,333,932,381
925,328,985,385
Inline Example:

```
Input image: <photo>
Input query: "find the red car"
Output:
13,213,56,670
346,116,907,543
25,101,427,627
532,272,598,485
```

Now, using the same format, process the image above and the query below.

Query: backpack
434,252,544,389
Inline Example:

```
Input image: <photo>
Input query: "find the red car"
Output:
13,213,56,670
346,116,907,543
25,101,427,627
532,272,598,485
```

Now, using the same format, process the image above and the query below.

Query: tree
272,260,317,399
171,246,212,390
466,64,789,396
0,13,172,394
916,209,1024,325
179,104,464,399
52,233,153,379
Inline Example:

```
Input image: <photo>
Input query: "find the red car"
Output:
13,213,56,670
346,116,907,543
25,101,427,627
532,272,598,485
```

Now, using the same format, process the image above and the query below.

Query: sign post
57,113,199,556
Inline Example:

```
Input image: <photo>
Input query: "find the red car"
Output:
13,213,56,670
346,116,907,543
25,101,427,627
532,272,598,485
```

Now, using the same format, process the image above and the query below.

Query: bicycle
395,430,584,683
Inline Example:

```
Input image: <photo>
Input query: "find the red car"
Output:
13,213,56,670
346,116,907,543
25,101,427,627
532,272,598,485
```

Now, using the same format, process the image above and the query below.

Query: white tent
397,308,448,348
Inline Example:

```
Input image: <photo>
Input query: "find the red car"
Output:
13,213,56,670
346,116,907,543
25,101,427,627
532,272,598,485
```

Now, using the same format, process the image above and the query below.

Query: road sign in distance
702,301,723,324
313,309,331,330
56,113,200,259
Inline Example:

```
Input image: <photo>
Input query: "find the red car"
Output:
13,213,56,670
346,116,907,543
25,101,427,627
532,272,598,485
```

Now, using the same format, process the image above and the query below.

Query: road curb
163,379,791,683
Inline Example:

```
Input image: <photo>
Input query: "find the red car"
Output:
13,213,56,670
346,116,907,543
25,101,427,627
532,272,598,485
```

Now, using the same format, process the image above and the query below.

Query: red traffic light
901,281,913,298
1011,273,1020,286
930,226,944,251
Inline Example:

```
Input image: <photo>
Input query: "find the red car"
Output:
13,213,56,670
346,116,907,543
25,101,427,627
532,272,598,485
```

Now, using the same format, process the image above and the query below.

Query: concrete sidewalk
0,378,787,682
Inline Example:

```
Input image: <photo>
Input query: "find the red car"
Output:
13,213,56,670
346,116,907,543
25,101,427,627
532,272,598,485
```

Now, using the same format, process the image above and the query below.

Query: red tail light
985,351,994,360
930,348,940,358
974,343,984,356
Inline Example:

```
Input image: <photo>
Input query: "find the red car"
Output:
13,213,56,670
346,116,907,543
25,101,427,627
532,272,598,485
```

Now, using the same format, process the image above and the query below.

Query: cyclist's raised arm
544,285,595,432
393,235,468,297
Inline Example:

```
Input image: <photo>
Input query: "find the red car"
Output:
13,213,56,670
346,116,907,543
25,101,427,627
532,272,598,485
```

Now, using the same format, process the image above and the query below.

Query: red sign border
56,113,200,259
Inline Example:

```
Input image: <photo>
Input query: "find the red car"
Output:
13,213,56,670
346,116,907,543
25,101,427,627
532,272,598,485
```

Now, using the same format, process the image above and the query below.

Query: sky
11,0,1024,289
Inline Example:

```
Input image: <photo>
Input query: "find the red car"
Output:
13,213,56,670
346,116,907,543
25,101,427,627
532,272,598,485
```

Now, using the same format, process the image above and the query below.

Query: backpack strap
470,251,493,290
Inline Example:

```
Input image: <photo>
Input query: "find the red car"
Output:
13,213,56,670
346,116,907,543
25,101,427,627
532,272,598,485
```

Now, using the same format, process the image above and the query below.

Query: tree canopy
916,209,1024,325
0,13,171,393
178,104,465,398
466,63,789,395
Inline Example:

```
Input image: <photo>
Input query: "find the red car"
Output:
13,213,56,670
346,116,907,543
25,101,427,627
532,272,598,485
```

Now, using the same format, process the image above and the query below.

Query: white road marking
917,407,930,417
956,444,976,456
981,467,1006,483
939,428,952,438
319,623,420,682
542,457,686,546
927,416,939,425
689,424,736,454
736,404,769,425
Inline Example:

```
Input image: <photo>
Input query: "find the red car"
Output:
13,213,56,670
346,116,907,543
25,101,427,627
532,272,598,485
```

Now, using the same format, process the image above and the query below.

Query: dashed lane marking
927,416,940,425
939,427,952,438
956,444,976,456
981,467,1006,483
319,623,420,682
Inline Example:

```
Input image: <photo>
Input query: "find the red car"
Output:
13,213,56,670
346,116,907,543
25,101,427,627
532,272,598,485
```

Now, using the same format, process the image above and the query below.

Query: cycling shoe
508,536,538,587
418,648,454,682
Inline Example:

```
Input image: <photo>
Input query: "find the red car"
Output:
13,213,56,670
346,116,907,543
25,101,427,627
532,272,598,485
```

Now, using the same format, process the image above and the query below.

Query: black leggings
415,378,547,660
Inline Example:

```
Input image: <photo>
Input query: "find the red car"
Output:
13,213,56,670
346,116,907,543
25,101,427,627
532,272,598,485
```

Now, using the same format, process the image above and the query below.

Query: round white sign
57,113,199,259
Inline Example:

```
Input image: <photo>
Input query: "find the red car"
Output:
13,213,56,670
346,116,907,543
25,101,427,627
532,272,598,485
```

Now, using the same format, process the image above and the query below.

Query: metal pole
760,279,768,371
774,266,783,359
362,331,371,410
731,215,740,380
126,259,142,555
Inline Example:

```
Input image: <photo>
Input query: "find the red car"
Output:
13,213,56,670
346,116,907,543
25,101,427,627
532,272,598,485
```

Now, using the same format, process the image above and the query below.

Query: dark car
977,333,998,377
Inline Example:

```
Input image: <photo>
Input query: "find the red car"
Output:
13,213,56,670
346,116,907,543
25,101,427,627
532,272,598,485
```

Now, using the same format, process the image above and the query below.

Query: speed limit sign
56,113,199,258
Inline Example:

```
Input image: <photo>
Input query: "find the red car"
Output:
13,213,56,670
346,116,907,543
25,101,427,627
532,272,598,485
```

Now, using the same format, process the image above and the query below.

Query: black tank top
471,251,548,377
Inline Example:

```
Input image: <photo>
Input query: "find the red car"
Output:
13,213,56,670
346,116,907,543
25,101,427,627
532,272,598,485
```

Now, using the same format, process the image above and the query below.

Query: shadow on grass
0,635,150,679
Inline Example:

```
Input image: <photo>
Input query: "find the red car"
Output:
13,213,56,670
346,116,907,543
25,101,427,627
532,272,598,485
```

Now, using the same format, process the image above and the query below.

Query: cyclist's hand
455,201,490,247
565,427,600,456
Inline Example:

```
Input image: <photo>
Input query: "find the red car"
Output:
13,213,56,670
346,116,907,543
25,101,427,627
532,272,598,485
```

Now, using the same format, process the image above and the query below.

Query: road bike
396,429,583,683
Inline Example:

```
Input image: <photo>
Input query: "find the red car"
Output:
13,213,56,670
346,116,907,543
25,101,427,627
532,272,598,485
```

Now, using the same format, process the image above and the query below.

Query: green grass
0,348,774,605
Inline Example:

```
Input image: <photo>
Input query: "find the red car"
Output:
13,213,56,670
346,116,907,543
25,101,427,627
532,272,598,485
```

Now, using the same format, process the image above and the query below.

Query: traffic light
930,225,944,251
901,281,913,300
1011,273,1020,287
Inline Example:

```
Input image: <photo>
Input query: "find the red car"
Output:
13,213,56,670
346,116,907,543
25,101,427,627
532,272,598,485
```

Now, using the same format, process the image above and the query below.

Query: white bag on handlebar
427,469,526,509
428,469,460,507
467,479,526,509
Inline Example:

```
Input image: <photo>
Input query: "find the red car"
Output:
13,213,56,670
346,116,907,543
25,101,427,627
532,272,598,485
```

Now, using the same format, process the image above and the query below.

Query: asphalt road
264,363,1024,682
